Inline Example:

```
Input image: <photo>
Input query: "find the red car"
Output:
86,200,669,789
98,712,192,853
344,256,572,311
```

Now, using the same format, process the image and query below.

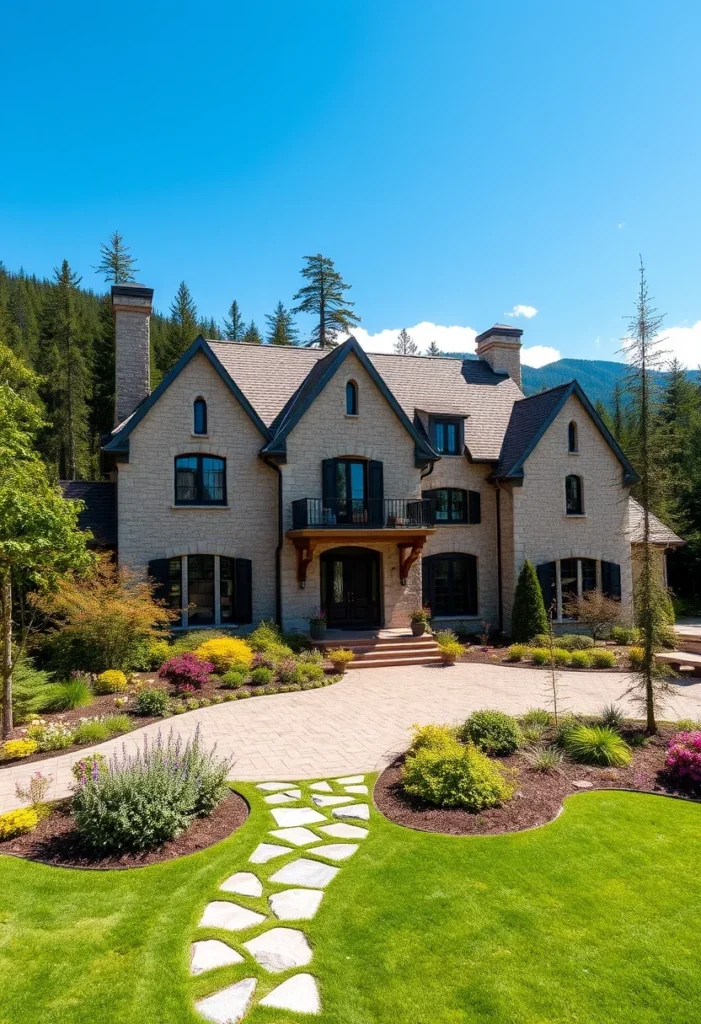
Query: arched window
346,380,358,416
565,474,583,515
568,421,578,453
193,398,207,435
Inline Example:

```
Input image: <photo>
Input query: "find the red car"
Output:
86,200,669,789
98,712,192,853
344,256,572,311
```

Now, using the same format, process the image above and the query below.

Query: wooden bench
655,651,701,678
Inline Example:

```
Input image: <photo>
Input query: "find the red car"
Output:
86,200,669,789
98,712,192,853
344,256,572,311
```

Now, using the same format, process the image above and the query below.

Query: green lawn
1,782,700,1024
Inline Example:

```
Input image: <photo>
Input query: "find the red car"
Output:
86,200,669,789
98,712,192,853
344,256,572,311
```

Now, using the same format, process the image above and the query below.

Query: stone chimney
112,284,153,425
475,324,523,388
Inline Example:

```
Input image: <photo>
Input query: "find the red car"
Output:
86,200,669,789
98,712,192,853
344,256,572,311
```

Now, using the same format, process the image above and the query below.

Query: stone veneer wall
117,352,278,629
505,392,633,631
114,297,151,426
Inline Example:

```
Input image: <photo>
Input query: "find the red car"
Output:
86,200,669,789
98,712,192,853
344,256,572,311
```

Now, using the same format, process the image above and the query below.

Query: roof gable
492,380,639,485
104,336,271,458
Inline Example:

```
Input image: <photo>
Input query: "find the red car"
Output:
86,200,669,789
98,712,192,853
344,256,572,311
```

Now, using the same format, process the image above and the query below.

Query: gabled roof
260,336,438,464
59,480,117,547
104,336,271,458
629,498,684,546
492,379,639,485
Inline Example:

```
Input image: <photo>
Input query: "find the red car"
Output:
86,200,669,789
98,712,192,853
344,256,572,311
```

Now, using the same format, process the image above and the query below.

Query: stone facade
114,290,152,426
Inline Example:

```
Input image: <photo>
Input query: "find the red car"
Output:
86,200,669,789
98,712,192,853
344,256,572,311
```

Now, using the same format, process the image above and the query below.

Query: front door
321,548,381,629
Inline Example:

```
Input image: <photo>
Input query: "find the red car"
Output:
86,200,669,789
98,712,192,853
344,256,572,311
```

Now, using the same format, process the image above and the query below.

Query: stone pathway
192,776,370,1021
3,662,701,812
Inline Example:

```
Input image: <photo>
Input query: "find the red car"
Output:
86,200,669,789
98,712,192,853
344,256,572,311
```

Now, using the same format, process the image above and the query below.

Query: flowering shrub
94,670,128,695
252,652,276,671
328,648,355,672
158,652,213,690
0,738,39,761
71,752,109,782
15,771,50,808
195,636,253,672
665,731,701,784
26,719,75,751
133,688,171,717
0,807,39,840
148,639,172,668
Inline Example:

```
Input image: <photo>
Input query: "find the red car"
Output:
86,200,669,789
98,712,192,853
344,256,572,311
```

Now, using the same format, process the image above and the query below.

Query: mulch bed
458,643,630,671
0,789,248,868
374,726,700,837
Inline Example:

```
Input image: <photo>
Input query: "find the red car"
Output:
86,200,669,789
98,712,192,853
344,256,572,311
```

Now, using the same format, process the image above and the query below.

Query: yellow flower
195,637,254,672
0,807,39,839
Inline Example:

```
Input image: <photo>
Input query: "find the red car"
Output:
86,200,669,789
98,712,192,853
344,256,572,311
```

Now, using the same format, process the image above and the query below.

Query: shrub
298,648,324,665
0,738,38,761
158,652,213,691
133,688,170,717
195,637,254,672
610,626,640,646
563,725,632,766
590,649,617,669
628,646,644,670
71,752,109,781
93,670,128,695
530,648,551,666
40,676,94,712
328,648,355,671
554,713,580,746
297,662,325,682
533,634,595,651
506,644,530,662
665,732,701,784
8,659,54,723
409,723,458,753
402,741,513,810
104,714,131,735
521,722,547,743
148,639,172,669
460,710,522,755
599,703,625,730
0,807,39,840
72,719,111,744
522,708,551,727
26,719,75,751
439,641,465,664
71,726,230,852
562,591,623,641
14,771,50,811
522,745,567,773
170,629,230,655
569,651,592,669
674,718,700,732
221,670,248,689
434,628,459,648
552,648,572,667
511,560,548,643
277,657,299,683
248,619,284,651
250,667,274,686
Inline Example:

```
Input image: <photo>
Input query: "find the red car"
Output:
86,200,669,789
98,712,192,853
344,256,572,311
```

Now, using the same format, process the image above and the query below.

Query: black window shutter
234,558,253,624
468,490,481,524
148,559,170,603
536,561,555,612
322,459,337,506
601,561,621,600
368,460,384,526
422,557,433,609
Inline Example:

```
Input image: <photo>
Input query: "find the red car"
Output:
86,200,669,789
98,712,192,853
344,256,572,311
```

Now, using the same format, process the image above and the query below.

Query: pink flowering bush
665,731,701,784
158,652,213,691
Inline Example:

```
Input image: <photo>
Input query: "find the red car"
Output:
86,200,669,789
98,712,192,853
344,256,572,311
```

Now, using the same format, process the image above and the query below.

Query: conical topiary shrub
511,559,548,643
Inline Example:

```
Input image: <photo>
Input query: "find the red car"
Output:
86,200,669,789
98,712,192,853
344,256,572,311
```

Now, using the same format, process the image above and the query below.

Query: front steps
319,633,443,669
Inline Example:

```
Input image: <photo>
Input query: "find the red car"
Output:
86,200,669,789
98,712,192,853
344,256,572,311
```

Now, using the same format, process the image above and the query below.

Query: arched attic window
568,421,578,453
193,397,207,435
346,380,358,416
565,474,584,515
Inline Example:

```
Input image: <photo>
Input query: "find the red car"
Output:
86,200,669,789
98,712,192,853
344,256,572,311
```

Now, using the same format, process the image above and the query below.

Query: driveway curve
2,662,700,812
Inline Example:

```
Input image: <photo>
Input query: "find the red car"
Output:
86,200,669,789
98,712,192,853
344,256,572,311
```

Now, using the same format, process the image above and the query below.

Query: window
166,557,183,626
568,421,578,453
193,398,207,435
175,455,226,505
188,554,215,625
346,380,358,416
148,555,252,627
536,558,621,619
422,488,481,524
423,553,478,617
565,474,583,515
430,417,462,455
322,458,384,525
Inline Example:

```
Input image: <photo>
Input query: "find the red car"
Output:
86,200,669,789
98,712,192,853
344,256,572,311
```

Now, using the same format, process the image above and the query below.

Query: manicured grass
1,783,700,1023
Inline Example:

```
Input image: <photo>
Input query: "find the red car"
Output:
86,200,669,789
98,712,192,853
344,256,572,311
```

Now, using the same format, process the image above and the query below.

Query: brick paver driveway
2,662,700,812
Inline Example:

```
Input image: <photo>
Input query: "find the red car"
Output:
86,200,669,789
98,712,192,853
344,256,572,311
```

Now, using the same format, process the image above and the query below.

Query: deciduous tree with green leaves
293,254,360,348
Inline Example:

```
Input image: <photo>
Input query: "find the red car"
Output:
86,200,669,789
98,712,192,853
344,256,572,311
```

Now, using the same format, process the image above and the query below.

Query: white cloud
654,321,701,368
506,304,538,319
521,345,561,368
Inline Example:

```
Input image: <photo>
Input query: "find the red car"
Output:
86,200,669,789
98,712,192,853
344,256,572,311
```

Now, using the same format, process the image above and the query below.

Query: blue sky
2,1,701,366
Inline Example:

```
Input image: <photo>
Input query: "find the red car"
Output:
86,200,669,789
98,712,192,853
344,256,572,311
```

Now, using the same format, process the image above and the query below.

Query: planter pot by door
310,622,327,640
411,621,426,636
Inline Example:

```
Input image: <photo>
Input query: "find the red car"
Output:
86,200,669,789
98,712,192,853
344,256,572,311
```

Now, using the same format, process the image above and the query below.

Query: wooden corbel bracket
293,538,316,587
398,538,425,585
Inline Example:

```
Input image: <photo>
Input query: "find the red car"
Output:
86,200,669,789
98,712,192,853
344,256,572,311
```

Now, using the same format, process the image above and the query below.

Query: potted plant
410,606,432,636
309,609,327,641
439,639,465,665
328,648,354,673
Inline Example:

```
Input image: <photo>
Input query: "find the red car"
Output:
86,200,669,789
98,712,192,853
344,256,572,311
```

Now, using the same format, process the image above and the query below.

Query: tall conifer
94,231,139,283
266,301,298,345
292,254,360,348
163,282,198,370
222,299,246,340
242,321,263,345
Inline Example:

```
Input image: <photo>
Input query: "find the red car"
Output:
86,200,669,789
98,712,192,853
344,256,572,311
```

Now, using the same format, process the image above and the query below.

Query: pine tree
94,231,139,283
222,299,246,340
426,341,441,356
162,281,198,371
201,316,221,340
292,254,360,348
394,328,418,355
90,294,116,438
242,321,263,345
266,301,298,345
612,381,624,439
511,560,548,643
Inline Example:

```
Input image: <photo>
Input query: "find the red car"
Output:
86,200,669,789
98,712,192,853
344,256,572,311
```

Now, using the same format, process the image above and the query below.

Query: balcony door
321,547,381,629
322,458,384,526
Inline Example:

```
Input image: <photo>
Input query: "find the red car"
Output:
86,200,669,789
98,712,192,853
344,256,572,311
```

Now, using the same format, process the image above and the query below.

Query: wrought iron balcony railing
291,497,433,530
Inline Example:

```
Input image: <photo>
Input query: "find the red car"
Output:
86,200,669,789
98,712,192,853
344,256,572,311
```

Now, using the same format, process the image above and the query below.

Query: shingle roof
492,382,574,479
629,498,684,546
59,480,117,547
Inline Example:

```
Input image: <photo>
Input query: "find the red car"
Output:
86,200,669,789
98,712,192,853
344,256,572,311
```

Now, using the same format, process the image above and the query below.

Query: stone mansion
66,283,682,636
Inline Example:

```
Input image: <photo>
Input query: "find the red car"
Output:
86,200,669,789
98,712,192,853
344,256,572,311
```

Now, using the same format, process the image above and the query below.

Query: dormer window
346,380,358,416
430,416,463,455
193,398,207,435
568,421,578,453
565,474,584,515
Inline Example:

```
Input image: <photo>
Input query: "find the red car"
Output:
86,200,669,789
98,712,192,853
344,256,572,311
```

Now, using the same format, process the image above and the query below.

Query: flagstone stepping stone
309,781,332,792
332,803,369,820
310,843,359,861
283,788,302,798
243,927,313,973
269,888,324,920
195,977,257,1023
199,901,266,932
190,939,243,975
219,872,263,897
249,842,293,864
270,858,339,889
572,780,594,789
319,822,368,839
344,784,368,794
257,782,294,791
265,792,299,805
311,794,354,807
334,775,364,784
270,826,321,846
271,807,327,828
259,973,321,1014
